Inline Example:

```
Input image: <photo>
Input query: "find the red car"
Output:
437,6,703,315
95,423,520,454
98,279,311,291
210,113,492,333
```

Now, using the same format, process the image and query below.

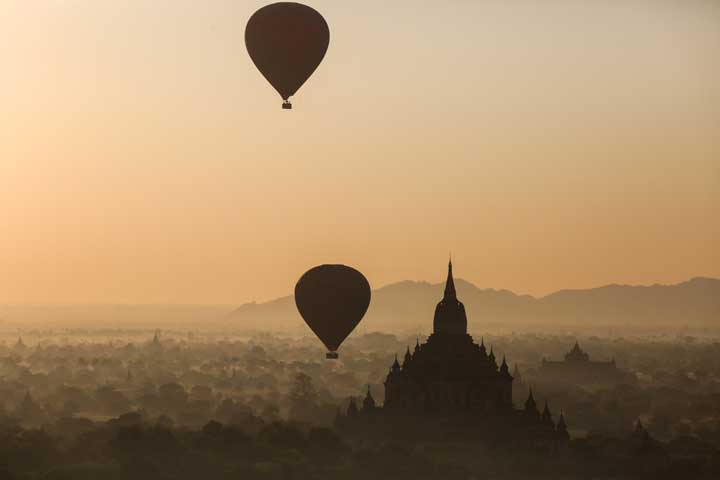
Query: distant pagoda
538,342,637,387
13,336,27,353
148,330,163,352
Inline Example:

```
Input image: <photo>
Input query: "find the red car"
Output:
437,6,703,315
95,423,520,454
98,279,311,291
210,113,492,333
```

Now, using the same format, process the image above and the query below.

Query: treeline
0,416,453,480
0,415,718,480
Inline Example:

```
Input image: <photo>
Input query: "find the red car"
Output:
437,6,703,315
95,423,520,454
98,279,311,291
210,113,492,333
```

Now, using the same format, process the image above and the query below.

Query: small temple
539,342,636,387
13,336,27,353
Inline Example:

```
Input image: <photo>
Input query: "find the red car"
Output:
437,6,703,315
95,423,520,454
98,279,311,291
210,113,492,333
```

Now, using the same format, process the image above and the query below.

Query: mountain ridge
229,277,720,333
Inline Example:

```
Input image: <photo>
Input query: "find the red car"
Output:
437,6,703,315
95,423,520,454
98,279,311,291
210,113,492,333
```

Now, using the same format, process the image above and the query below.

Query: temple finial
444,259,456,299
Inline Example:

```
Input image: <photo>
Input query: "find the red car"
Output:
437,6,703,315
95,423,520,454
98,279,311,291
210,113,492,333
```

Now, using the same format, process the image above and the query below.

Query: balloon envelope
245,2,330,108
295,265,371,357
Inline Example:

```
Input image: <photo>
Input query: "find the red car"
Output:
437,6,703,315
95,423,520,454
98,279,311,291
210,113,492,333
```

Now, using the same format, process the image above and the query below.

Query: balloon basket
326,351,339,360
282,101,292,110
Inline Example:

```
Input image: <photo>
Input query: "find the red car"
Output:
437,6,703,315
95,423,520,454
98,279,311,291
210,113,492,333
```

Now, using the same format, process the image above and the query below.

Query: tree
258,422,305,450
288,373,318,422
307,427,346,457
158,383,188,413
95,386,131,415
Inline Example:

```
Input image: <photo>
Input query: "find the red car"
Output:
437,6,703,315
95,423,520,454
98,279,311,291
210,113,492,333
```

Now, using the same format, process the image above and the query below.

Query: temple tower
433,260,468,335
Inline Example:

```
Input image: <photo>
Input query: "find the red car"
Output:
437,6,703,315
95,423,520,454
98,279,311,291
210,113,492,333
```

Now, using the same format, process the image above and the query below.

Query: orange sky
1,0,718,304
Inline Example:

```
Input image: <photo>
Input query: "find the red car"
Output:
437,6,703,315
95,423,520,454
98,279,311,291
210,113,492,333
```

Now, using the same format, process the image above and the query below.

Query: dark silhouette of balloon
245,3,330,109
295,265,371,359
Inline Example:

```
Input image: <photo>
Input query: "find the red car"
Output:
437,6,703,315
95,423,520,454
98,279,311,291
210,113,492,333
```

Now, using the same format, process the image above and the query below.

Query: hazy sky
1,0,718,304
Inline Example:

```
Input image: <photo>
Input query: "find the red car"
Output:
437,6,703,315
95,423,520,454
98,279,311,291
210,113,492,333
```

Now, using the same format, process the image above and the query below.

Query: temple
337,261,569,448
538,342,637,388
383,261,512,412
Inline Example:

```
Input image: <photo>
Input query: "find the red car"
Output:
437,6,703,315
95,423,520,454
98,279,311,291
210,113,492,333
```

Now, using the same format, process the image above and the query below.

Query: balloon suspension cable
282,100,292,110
326,351,339,360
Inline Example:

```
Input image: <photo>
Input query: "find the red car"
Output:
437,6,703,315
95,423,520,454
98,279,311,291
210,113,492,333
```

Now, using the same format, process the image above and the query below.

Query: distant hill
228,277,720,334
4,278,716,333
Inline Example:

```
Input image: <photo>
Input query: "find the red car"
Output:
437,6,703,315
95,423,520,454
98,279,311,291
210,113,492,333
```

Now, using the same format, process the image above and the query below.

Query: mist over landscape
0,294,718,479
1,0,718,478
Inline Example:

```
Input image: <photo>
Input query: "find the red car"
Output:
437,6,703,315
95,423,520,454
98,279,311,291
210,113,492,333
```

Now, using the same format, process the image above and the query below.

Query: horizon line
2,275,716,308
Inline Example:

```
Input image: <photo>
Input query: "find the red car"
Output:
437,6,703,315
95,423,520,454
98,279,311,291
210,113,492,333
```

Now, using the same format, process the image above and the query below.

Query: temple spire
525,387,538,415
433,258,467,335
363,385,375,412
500,356,512,379
363,385,376,412
444,258,456,300
403,346,412,367
556,410,570,440
391,354,400,372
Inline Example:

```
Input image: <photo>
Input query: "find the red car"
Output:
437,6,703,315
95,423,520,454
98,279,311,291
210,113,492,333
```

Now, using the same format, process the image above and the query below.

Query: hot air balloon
295,265,371,359
245,2,330,109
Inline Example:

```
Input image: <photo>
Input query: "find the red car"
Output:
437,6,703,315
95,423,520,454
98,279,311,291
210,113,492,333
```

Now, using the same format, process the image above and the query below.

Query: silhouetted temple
338,261,568,448
148,330,163,353
539,342,637,387
384,261,512,412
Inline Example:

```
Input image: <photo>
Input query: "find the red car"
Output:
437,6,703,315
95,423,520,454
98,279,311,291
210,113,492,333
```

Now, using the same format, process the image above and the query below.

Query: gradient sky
1,0,718,304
